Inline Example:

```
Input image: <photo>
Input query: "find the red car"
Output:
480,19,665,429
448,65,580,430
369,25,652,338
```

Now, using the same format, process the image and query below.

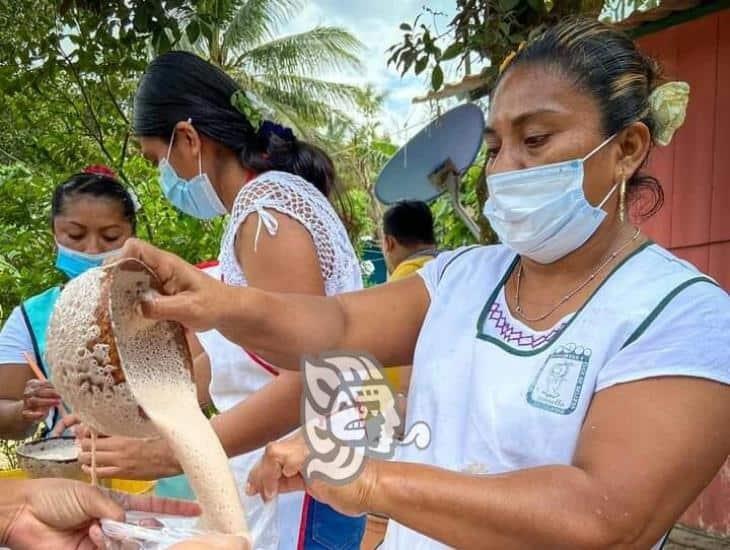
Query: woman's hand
2,478,200,550
21,379,61,423
246,429,379,518
77,434,181,480
50,413,83,437
113,238,232,332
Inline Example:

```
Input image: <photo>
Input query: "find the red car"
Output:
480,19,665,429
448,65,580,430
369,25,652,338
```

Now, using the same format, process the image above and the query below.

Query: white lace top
219,170,363,295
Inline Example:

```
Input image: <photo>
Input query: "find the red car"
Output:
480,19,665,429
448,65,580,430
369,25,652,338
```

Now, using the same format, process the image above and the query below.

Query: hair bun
258,120,296,143
83,164,117,179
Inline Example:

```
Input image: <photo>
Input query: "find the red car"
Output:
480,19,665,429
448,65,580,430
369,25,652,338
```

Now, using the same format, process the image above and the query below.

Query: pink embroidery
487,301,565,348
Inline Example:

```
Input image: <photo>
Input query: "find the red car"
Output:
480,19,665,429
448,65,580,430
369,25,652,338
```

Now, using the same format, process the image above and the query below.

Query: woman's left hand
246,429,379,518
78,434,181,480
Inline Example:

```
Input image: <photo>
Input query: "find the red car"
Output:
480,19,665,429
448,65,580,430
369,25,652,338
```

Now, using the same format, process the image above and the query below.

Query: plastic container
100,512,216,549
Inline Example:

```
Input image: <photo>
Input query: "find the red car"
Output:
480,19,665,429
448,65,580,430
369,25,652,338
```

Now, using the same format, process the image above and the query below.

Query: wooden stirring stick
23,351,67,420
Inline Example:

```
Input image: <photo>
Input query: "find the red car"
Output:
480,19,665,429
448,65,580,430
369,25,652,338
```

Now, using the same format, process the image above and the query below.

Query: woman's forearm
0,399,36,440
0,480,25,545
215,289,347,370
212,373,302,458
215,280,428,370
369,461,644,549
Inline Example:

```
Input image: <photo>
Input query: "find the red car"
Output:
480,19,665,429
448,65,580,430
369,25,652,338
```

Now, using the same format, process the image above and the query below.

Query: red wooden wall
637,9,730,537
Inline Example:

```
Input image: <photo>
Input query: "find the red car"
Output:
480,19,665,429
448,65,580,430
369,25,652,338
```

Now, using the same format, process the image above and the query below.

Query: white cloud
281,0,460,143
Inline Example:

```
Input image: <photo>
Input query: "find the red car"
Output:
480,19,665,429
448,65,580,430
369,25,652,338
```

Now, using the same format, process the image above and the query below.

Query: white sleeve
596,281,730,391
223,173,338,281
417,247,478,299
0,307,33,365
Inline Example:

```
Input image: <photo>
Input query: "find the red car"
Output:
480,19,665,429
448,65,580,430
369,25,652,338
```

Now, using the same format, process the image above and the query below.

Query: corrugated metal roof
612,0,705,30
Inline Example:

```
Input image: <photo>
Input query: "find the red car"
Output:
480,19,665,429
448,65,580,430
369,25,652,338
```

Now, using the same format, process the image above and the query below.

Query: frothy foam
46,263,249,538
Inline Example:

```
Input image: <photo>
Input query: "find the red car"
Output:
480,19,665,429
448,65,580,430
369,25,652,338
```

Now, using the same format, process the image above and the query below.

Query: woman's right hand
21,379,61,423
114,238,232,332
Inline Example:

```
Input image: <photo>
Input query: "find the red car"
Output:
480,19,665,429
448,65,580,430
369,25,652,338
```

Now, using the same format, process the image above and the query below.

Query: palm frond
235,27,363,76
222,0,300,54
246,76,354,132
249,73,361,112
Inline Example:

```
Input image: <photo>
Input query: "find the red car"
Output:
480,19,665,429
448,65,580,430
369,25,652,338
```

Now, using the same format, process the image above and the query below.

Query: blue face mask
159,124,227,219
55,243,119,279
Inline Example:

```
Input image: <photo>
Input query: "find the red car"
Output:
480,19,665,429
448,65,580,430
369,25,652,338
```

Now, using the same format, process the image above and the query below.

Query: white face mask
483,135,618,264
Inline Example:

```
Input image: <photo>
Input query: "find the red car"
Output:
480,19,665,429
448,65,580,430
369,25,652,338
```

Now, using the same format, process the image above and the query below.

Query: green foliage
0,0,386,471
0,165,61,321
0,157,226,323
385,0,619,243
387,0,607,96
178,0,364,136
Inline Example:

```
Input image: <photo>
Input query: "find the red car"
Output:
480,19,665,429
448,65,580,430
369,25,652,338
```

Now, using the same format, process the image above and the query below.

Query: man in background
382,200,439,282
361,200,440,550
380,201,440,416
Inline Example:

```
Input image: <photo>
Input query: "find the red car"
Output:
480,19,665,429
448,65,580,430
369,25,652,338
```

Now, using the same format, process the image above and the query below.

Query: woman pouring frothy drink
113,19,729,550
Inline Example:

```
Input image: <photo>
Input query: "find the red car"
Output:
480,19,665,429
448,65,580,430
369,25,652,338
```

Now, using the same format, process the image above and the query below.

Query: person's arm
0,366,60,440
186,331,213,408
0,365,36,439
211,209,328,453
120,239,430,370
0,308,61,439
250,377,730,549
78,210,366,478
212,370,302,457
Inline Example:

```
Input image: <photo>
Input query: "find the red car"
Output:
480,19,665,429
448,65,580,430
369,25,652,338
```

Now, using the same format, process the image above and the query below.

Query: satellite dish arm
444,172,481,240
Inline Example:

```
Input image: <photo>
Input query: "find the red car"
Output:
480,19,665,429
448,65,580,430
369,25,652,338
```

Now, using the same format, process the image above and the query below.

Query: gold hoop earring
619,177,627,223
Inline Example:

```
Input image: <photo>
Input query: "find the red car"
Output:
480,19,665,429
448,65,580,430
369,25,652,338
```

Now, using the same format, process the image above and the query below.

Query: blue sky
282,0,462,142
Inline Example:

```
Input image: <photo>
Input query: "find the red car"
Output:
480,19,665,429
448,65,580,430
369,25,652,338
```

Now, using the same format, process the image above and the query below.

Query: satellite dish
375,103,485,239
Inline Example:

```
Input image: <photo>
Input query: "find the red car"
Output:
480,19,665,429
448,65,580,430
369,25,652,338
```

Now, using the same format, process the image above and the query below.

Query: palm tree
179,0,364,136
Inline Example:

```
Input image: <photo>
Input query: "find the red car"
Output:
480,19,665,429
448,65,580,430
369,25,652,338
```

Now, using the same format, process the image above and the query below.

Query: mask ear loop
165,126,177,161
583,133,616,162
587,134,622,213
165,118,193,163
198,144,203,177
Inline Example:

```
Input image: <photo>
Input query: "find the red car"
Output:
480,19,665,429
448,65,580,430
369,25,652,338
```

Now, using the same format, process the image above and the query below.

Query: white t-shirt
0,307,33,365
382,243,730,549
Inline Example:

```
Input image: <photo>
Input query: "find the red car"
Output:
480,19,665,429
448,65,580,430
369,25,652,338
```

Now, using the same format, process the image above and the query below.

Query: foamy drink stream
46,262,248,539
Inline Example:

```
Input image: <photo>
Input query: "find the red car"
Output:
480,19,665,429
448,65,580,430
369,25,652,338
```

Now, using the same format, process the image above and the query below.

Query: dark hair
498,18,664,218
383,201,436,247
51,168,137,232
133,51,336,199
